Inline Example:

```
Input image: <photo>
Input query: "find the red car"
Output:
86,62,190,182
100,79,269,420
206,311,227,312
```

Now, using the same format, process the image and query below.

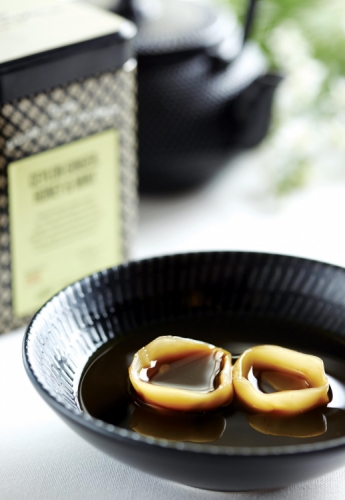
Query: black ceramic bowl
23,252,345,491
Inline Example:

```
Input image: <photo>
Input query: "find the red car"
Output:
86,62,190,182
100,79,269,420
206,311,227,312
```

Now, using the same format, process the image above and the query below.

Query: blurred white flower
268,22,311,70
330,77,345,110
276,61,326,117
277,117,322,155
223,0,345,196
258,20,344,194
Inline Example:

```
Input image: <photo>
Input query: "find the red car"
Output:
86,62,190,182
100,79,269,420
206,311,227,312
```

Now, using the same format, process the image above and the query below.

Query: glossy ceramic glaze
23,252,345,491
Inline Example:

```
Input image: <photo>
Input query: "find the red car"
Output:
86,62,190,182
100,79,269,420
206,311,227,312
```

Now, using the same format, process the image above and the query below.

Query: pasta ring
129,336,233,412
232,345,329,415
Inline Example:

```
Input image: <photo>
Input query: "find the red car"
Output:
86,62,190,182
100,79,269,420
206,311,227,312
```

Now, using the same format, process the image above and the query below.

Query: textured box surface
0,65,137,333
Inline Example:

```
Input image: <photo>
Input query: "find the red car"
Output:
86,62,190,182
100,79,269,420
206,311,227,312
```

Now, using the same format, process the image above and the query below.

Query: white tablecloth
3,152,345,499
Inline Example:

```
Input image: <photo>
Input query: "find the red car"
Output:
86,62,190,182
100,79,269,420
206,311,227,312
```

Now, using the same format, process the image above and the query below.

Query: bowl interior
24,252,345,489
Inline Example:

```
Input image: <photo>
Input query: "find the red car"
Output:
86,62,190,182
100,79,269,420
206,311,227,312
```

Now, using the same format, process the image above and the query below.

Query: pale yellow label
9,129,122,318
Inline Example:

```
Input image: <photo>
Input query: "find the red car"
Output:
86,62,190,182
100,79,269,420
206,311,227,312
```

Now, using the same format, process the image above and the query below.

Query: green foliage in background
216,0,345,195
222,0,345,77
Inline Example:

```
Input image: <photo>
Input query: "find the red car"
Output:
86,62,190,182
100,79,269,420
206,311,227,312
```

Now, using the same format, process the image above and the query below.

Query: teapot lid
136,0,242,58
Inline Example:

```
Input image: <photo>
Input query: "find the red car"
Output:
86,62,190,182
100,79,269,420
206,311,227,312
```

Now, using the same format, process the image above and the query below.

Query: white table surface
2,152,345,499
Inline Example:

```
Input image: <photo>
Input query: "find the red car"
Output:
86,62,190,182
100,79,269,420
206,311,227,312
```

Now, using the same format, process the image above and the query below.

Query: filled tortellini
232,345,330,415
129,338,329,415
128,336,233,411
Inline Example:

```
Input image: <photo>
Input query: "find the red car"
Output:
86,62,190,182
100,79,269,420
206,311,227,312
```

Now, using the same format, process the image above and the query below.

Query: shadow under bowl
23,252,345,491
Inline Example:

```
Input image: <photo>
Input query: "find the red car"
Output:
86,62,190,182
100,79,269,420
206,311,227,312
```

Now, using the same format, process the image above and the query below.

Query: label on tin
8,129,122,318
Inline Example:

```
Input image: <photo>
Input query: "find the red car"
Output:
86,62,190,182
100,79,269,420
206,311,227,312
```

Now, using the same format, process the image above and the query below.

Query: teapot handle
206,0,260,69
119,0,260,39
243,0,259,44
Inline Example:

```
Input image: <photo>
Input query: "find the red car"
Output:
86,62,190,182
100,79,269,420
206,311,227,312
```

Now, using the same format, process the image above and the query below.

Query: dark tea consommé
79,316,345,447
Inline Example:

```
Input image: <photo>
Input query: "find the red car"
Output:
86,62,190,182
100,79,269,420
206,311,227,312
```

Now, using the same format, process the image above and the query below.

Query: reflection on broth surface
79,316,345,447
247,411,327,438
130,405,226,443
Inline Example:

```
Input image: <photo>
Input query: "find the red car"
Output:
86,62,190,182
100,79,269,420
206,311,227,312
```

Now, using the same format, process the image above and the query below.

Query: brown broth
79,316,345,447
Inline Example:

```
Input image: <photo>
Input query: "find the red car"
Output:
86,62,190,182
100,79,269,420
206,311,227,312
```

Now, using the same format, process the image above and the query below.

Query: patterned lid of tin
0,0,136,103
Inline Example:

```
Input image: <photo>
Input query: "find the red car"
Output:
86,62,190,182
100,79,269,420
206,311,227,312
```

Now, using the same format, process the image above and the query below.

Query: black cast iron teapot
116,0,282,192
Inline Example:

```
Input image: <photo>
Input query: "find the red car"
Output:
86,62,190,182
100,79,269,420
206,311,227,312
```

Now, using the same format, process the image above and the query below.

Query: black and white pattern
0,65,137,334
